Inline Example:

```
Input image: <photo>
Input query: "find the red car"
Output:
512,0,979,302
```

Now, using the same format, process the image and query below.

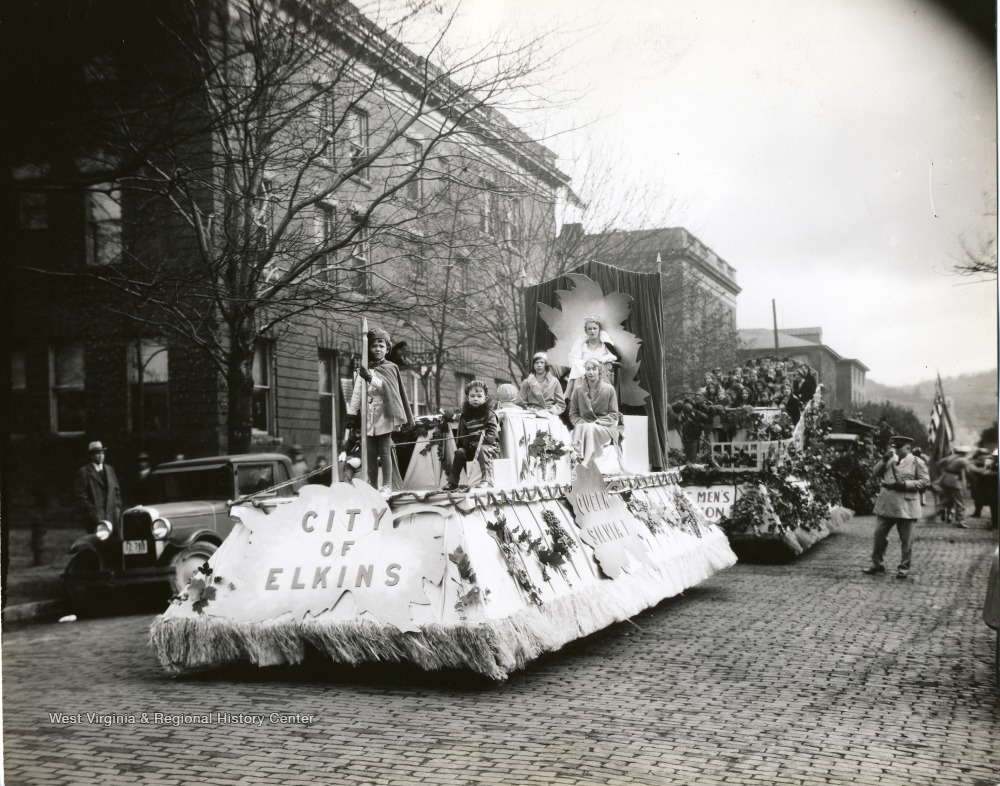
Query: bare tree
951,188,997,279
12,0,555,452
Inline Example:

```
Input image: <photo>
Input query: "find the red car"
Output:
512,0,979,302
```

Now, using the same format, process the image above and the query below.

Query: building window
252,343,272,434
128,340,169,435
410,239,429,286
315,202,337,283
319,351,337,443
346,109,369,177
319,92,335,142
503,198,521,247
453,256,471,317
479,187,499,236
405,139,423,202
86,186,122,266
50,343,85,434
404,370,429,418
17,192,49,230
344,224,369,294
253,177,275,240
11,351,26,434
455,372,473,408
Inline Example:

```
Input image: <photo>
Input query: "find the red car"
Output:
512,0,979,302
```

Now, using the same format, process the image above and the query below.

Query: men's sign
683,485,738,521
180,482,447,631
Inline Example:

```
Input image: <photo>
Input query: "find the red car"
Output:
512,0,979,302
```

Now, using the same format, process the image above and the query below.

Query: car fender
63,539,107,577
67,534,104,556
164,528,225,553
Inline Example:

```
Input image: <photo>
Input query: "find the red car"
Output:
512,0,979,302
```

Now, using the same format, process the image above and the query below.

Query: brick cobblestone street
3,512,998,786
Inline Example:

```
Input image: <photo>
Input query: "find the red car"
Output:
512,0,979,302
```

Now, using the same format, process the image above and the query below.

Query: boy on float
444,380,499,491
347,328,413,491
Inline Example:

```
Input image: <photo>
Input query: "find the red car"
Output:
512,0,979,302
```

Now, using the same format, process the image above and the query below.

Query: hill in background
865,369,998,446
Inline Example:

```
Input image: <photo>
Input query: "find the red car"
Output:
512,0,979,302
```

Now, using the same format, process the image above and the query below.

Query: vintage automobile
62,453,295,614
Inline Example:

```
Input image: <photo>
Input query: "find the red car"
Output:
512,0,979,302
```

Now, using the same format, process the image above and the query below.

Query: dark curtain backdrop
525,260,666,470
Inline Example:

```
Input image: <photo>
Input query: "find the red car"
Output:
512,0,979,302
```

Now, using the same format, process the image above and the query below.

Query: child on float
568,358,621,466
346,328,414,491
443,380,499,491
515,351,566,416
494,383,522,411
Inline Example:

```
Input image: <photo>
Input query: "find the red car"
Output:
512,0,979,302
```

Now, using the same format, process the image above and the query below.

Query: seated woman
516,352,566,416
567,315,619,399
569,358,621,465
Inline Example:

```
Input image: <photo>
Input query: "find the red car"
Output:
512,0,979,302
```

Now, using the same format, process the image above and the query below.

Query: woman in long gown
516,352,566,415
569,358,621,465
566,315,618,399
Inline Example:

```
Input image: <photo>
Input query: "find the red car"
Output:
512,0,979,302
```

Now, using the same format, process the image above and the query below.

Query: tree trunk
227,333,256,455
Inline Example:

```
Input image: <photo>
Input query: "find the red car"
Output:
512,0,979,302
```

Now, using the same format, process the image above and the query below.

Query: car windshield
147,466,234,503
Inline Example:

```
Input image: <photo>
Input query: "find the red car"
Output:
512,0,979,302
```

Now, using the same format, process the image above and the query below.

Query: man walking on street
862,435,930,580
73,440,123,535
937,447,971,527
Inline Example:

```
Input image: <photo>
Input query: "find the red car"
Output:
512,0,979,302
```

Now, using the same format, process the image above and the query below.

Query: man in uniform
73,440,123,534
862,435,930,580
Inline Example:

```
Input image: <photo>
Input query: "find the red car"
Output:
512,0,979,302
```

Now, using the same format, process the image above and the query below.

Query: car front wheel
169,542,218,595
64,551,109,617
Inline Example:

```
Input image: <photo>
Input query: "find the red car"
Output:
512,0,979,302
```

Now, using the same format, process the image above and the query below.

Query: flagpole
360,317,369,485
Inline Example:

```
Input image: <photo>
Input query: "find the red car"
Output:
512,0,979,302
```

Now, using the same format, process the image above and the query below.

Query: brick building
5,0,569,514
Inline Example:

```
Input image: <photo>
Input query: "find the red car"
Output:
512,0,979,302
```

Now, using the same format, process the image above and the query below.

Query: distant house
738,327,868,410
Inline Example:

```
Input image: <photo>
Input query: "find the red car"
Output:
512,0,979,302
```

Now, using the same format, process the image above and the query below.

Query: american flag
928,375,953,463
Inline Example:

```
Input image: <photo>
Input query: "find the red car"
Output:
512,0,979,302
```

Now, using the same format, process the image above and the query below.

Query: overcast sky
446,0,997,387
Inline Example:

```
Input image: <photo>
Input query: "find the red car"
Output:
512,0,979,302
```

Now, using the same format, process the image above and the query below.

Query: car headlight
95,520,113,541
151,517,172,540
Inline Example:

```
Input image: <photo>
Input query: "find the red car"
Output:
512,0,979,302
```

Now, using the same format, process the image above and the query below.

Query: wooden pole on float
360,317,369,485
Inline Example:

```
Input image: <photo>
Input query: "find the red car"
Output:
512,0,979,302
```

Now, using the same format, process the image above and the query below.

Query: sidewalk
2,528,74,625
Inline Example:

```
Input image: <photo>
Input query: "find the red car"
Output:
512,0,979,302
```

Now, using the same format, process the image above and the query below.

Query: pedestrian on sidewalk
862,434,930,580
73,440,123,535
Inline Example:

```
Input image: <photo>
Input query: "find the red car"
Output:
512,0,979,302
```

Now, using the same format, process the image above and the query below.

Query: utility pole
772,300,780,350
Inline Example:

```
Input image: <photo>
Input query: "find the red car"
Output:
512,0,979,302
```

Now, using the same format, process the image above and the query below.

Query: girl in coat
516,352,566,416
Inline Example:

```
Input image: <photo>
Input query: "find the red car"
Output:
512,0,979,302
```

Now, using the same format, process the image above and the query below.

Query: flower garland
670,487,704,539
170,562,235,614
519,431,568,482
484,506,579,603
485,509,542,606
449,545,490,613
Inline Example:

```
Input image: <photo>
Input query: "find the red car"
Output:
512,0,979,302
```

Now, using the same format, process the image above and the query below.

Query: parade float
667,369,852,560
150,263,737,681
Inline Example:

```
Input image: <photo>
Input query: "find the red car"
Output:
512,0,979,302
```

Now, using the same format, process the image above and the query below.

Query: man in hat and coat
862,435,930,580
74,440,123,534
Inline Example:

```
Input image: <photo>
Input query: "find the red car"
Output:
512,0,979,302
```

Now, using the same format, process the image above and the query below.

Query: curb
2,599,68,626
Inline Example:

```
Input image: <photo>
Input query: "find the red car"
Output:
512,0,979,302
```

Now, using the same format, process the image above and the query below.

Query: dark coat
74,463,123,533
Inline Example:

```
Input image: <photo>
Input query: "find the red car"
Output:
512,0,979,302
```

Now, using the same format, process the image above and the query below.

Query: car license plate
123,540,148,555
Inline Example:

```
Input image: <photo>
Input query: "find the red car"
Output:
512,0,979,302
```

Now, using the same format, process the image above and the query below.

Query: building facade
5,0,569,516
